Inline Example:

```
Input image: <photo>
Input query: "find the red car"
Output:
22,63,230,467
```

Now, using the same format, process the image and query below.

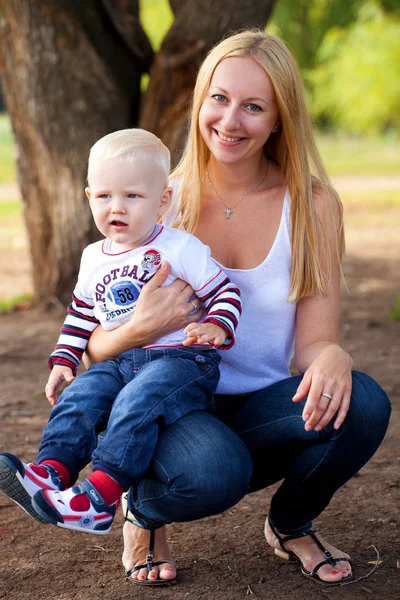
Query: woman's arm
84,261,203,365
292,189,353,432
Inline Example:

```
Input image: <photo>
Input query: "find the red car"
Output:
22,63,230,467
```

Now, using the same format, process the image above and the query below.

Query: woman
86,30,391,586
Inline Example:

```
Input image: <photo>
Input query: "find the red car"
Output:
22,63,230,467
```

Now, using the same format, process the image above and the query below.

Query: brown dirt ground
0,231,399,600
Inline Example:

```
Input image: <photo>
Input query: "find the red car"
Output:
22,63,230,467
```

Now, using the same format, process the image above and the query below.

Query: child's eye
98,194,110,198
212,94,227,103
247,103,262,112
127,193,139,199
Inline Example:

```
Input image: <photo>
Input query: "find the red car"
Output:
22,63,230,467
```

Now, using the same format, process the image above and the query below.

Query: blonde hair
171,30,344,302
88,128,170,185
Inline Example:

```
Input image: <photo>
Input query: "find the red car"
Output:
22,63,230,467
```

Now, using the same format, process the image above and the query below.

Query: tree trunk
140,0,277,166
0,0,276,305
0,0,152,305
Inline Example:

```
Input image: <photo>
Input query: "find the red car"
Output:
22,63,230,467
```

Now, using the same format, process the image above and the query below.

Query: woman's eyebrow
209,86,269,107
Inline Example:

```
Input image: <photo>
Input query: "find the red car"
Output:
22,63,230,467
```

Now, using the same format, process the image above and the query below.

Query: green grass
0,114,15,183
0,200,22,218
341,189,400,227
389,294,400,321
340,189,400,211
317,134,400,176
0,293,33,313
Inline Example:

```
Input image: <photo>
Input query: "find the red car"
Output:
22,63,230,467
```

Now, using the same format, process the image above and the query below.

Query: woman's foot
122,519,176,583
264,520,352,584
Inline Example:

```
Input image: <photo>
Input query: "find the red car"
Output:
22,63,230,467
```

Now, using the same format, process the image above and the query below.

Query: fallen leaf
367,560,383,565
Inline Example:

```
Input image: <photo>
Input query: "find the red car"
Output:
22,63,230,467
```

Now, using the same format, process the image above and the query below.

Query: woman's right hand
130,261,203,343
84,261,203,365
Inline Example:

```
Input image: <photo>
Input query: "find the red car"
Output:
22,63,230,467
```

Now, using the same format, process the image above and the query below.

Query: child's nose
111,197,126,213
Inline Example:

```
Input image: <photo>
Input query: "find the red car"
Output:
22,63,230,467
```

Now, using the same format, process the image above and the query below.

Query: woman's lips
213,128,244,145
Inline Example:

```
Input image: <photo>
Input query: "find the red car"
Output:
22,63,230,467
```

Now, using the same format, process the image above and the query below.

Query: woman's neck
206,155,269,195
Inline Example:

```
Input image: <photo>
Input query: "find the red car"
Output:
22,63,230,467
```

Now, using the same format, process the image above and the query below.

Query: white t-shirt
165,185,296,394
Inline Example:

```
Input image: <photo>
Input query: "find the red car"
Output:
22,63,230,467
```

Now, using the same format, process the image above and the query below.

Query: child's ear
85,187,91,201
158,186,172,215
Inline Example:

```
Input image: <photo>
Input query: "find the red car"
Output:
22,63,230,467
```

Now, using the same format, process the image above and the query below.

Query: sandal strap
125,560,166,578
268,519,318,556
307,556,352,578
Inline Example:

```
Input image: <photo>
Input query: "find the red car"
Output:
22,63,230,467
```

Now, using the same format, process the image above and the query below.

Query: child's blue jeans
37,347,220,489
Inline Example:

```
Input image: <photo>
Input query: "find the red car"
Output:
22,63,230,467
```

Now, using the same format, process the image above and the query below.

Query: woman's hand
131,261,204,344
292,344,353,432
84,261,203,365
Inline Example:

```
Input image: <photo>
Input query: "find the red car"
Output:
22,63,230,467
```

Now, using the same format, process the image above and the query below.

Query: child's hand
183,322,228,348
45,366,75,406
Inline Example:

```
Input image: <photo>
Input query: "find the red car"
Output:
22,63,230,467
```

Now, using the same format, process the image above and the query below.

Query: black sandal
124,513,176,586
266,519,353,586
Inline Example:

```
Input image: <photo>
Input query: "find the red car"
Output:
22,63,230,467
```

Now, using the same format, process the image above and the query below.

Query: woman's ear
158,186,172,215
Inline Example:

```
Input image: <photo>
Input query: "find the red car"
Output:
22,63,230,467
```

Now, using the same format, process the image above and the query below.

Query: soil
0,231,399,600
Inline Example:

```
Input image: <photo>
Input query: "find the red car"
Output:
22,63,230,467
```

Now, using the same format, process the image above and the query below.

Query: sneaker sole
0,455,48,524
32,491,112,535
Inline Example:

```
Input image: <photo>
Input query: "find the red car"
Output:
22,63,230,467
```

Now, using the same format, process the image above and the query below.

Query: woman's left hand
292,344,353,432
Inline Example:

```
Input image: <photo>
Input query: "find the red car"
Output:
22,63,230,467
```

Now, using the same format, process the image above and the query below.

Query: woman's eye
212,94,227,102
247,103,262,112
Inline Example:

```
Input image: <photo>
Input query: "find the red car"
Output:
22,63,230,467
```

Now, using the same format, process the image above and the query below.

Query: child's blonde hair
88,128,170,185
172,30,345,302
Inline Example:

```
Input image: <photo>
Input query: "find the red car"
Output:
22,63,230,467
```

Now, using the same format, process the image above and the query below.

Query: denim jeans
126,371,391,534
37,347,220,488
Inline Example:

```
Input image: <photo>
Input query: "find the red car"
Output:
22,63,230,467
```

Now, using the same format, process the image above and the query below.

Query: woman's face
199,56,279,166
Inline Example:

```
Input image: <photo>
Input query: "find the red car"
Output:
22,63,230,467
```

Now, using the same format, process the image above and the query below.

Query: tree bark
140,0,277,166
0,0,276,305
0,0,152,305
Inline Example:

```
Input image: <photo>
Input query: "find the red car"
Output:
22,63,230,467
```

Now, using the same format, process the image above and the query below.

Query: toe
136,566,150,581
314,563,344,583
147,566,160,580
159,563,177,581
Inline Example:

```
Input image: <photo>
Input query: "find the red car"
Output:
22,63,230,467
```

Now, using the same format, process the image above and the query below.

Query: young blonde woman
85,30,390,586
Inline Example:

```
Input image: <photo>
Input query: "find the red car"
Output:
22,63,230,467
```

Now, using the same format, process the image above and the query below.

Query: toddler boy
0,129,241,534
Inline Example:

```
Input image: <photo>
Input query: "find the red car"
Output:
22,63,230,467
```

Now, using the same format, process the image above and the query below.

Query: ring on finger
321,392,333,400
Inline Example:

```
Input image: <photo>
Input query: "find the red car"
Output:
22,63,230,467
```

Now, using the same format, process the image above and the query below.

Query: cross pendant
225,207,233,219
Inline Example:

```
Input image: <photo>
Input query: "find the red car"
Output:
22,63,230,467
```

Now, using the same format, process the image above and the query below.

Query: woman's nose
220,106,240,131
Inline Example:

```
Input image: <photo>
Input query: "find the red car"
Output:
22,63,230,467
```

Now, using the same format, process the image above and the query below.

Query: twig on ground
339,545,380,586
246,584,254,595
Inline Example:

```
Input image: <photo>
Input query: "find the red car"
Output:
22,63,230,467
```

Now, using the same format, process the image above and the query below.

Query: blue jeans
126,371,391,534
37,347,220,489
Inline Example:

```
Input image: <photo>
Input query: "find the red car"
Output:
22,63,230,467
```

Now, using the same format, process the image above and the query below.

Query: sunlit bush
310,1,400,135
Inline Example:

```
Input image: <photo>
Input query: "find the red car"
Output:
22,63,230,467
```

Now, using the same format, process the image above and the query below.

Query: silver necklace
206,162,269,219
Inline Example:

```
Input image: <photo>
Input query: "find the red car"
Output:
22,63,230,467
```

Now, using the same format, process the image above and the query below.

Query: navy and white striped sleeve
195,272,241,349
48,289,100,375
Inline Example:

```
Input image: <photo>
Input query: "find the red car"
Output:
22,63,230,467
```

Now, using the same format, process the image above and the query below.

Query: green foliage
0,114,15,183
310,1,400,135
140,0,173,50
269,0,364,71
388,294,400,321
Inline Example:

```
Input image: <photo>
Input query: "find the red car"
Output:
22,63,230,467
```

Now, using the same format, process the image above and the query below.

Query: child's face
86,155,171,251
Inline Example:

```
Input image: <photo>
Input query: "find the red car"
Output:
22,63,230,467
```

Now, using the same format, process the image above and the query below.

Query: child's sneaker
0,452,64,523
32,479,118,535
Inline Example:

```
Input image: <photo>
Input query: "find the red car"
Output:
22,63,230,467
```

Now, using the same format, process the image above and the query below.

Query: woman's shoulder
311,178,342,225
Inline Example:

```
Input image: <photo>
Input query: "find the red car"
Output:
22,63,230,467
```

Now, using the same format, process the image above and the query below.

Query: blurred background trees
0,0,399,306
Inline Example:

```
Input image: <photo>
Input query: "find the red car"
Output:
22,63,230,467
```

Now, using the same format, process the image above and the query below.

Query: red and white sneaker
0,452,64,523
32,479,118,535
